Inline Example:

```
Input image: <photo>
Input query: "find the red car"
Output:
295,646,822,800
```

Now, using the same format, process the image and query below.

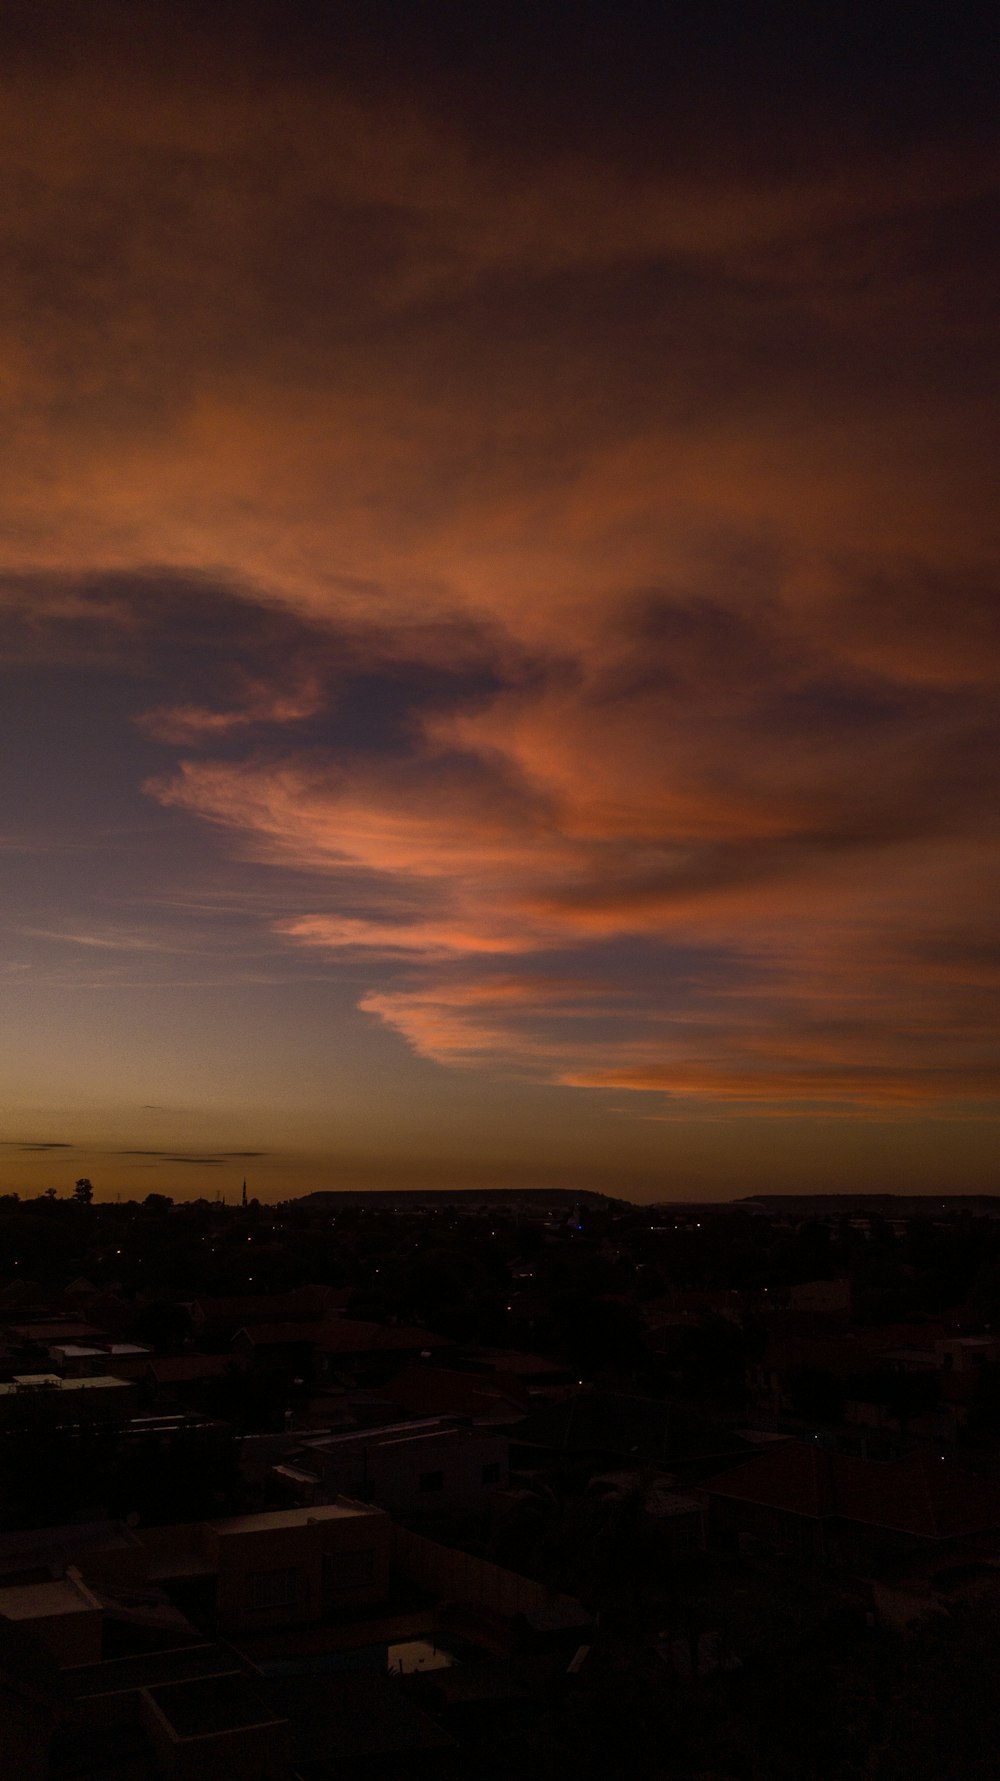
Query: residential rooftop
206,1501,383,1535
0,1575,97,1621
0,1372,131,1394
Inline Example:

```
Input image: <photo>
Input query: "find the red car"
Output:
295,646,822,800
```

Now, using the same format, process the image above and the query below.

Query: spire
242,1177,248,1208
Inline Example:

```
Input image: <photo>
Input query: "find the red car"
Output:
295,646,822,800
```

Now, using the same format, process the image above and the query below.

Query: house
0,1520,148,1594
786,1278,854,1318
0,1372,136,1427
5,1319,106,1350
148,1353,237,1394
0,1569,103,1666
460,1349,575,1397
510,1390,753,1482
641,1287,745,1325
936,1335,1000,1375
191,1286,337,1341
278,1420,509,1518
142,1501,392,1635
57,1640,290,1781
702,1441,1000,1566
46,1339,151,1379
384,1362,527,1424
313,1318,452,1383
869,1534,1000,1629
232,1321,321,1371
0,1617,64,1781
138,1670,291,1779
393,1524,592,1656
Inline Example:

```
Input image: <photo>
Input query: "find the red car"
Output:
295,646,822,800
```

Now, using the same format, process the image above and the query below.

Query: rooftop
265,1669,456,1761
1,1372,131,1394
314,1317,451,1355
0,1575,97,1621
49,1342,150,1358
146,1671,284,1737
302,1416,456,1451
704,1442,1000,1539
207,1501,383,1536
7,1321,104,1342
65,1641,255,1700
148,1354,233,1383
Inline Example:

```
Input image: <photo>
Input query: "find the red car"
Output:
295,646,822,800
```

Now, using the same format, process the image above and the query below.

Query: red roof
149,1355,234,1383
7,1321,105,1343
314,1318,451,1356
704,1442,1000,1540
235,1321,322,1347
194,1286,337,1326
467,1348,572,1380
761,1332,883,1377
387,1363,527,1420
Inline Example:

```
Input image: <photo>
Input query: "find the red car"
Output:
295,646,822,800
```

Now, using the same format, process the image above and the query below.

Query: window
481,1463,502,1485
418,1469,444,1493
249,1567,298,1610
323,1548,374,1591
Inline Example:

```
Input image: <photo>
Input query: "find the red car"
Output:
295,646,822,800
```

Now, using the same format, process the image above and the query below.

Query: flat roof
7,1322,103,1340
379,1426,494,1450
208,1502,381,1536
146,1672,285,1737
303,1417,451,1449
66,1643,255,1699
0,1373,130,1393
265,1671,455,1759
0,1576,96,1620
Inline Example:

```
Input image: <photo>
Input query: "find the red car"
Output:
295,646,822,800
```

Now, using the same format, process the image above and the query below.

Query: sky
1,1,997,1202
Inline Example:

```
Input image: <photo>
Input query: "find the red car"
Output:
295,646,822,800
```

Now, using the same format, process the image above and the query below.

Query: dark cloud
3,1142,75,1151
160,1156,225,1167
121,1152,224,1166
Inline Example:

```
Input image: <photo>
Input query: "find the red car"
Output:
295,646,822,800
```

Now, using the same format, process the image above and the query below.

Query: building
276,1419,509,1519
0,1372,135,1428
142,1502,392,1635
0,1570,103,1666
702,1441,1000,1566
46,1340,151,1379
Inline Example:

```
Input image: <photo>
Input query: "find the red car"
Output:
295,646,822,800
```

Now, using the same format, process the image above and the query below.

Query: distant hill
739,1194,1000,1217
295,1186,627,1209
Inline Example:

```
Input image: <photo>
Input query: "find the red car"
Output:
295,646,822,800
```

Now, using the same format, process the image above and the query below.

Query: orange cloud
138,676,324,745
358,976,614,1067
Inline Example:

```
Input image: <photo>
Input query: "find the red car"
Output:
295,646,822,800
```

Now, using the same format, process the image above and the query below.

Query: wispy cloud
1,1141,75,1151
20,927,187,953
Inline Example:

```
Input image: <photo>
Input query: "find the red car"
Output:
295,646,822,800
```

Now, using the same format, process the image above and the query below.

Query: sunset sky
1,2,997,1201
